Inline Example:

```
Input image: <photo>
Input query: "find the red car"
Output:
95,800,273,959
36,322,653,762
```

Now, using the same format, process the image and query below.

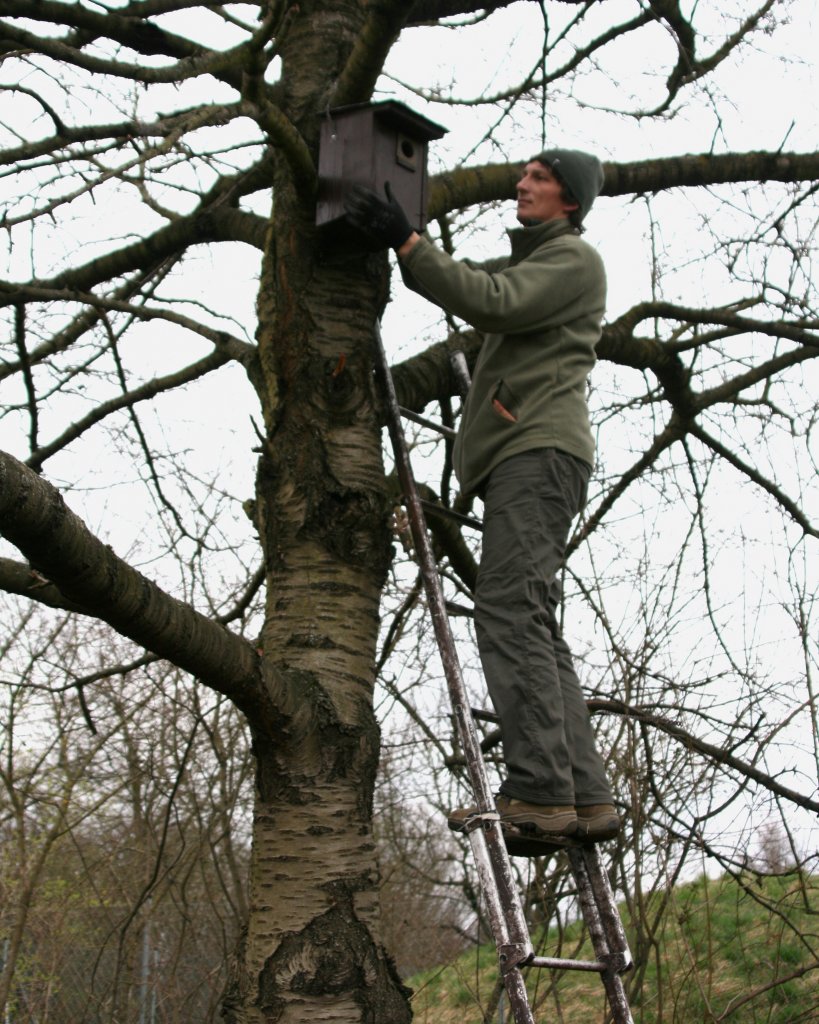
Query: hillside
407,871,819,1023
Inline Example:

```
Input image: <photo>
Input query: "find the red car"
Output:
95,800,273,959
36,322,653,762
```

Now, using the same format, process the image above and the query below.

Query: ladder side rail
469,827,536,1024
567,848,611,965
591,953,634,1024
373,322,535,968
503,970,537,1024
374,321,495,813
449,349,472,398
568,849,634,1024
469,825,513,949
581,846,633,974
600,974,635,1024
456,715,536,970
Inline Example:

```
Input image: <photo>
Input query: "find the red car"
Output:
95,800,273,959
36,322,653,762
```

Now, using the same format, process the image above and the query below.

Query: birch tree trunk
221,7,411,1019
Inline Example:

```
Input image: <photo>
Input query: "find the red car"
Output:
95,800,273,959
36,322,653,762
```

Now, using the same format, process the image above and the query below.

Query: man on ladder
346,148,620,851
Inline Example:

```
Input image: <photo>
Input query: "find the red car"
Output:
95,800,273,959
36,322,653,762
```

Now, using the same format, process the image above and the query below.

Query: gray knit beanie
532,149,605,223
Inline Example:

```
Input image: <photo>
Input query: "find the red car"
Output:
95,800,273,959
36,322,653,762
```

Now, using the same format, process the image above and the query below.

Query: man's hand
344,182,414,250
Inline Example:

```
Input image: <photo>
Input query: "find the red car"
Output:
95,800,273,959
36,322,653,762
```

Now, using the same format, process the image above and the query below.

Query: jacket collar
507,218,575,263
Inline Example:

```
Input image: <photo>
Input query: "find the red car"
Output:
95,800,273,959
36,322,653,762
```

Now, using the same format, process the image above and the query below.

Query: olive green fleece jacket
400,218,606,497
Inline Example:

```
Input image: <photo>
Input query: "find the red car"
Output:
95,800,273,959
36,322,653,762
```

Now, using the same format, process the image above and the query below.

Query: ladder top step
471,707,500,724
445,600,474,618
398,406,457,440
419,498,483,531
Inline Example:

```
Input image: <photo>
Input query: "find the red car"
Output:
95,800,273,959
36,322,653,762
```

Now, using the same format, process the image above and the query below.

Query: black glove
344,182,414,249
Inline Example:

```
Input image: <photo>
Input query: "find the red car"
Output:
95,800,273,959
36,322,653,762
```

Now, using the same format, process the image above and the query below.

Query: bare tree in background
0,1,817,1020
0,607,251,1021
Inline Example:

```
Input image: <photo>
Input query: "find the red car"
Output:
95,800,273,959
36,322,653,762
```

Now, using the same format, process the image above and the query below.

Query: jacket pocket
490,379,520,423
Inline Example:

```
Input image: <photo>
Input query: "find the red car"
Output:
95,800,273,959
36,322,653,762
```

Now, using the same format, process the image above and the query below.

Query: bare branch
428,151,819,218
0,206,267,306
333,1,413,107
589,698,819,815
689,422,818,539
0,556,88,613
0,450,261,707
408,0,542,25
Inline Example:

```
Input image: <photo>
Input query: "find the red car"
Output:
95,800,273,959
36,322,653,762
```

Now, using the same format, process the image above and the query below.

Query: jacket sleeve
400,235,601,334
400,249,508,310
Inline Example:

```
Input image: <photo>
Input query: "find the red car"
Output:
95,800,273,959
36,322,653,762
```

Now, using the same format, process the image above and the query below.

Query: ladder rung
528,954,608,973
419,498,483,531
398,406,457,440
471,707,500,724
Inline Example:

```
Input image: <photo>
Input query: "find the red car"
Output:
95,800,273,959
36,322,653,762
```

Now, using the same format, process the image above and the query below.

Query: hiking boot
575,804,620,842
495,795,578,836
448,795,577,838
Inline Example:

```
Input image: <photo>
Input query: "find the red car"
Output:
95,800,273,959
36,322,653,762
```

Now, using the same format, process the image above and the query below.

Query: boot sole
575,818,621,842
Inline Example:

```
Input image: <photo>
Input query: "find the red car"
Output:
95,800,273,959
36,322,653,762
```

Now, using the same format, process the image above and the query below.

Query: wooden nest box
316,101,447,245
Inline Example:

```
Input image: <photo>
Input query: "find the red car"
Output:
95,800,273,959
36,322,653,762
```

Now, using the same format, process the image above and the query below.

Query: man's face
515,161,578,225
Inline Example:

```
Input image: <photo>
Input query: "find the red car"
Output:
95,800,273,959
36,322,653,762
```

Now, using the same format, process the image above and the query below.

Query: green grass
407,872,819,1024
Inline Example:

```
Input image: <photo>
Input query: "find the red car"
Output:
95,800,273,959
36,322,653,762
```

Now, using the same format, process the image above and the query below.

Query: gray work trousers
474,448,613,807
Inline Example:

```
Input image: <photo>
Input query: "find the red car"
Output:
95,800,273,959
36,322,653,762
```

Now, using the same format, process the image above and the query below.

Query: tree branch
24,347,236,472
408,0,541,25
332,1,413,106
0,450,264,712
391,331,481,413
688,423,818,539
0,207,267,308
648,0,777,115
588,697,819,815
570,419,684,551
0,0,206,59
427,151,819,219
0,557,87,614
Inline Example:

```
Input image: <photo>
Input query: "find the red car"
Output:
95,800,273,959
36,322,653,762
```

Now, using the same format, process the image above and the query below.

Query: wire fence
2,902,236,1024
